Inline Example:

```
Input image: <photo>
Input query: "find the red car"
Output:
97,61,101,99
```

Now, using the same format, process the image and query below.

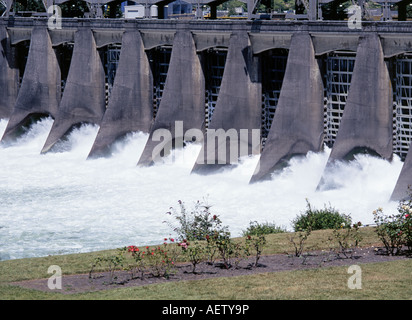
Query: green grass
1,227,411,300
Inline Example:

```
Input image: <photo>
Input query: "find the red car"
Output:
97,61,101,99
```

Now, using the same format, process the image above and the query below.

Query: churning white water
0,117,403,260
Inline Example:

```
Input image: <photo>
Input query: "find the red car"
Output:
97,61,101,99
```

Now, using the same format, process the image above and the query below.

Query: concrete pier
41,28,106,153
88,30,153,158
318,33,393,190
249,33,324,183
391,148,412,201
1,27,60,143
191,31,261,174
137,30,205,166
0,26,19,120
326,33,393,162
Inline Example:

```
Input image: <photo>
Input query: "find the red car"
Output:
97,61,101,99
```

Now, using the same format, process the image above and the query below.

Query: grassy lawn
1,227,411,300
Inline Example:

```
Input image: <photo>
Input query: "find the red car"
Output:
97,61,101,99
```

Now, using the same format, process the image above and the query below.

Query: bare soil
11,246,410,295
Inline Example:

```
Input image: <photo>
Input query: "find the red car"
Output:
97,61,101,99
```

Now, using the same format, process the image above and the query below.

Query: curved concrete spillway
0,18,412,201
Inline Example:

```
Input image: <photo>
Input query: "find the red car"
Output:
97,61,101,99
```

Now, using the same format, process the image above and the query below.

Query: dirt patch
10,246,410,295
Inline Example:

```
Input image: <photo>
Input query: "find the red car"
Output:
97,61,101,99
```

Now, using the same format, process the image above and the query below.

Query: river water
0,117,402,260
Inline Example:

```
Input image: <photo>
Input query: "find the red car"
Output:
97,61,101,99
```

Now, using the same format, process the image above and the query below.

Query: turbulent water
0,117,403,261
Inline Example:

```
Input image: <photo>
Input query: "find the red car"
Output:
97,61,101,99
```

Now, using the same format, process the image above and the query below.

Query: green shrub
209,230,243,269
245,233,267,267
178,239,206,273
329,221,363,259
89,250,125,284
289,227,312,258
373,208,404,255
292,199,352,231
164,199,228,241
242,221,287,236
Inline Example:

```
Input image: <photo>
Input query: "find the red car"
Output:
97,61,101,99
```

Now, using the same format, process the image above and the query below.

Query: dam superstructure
1,4,412,201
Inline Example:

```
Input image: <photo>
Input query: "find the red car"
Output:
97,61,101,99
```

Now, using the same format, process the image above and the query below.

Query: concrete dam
1,16,412,202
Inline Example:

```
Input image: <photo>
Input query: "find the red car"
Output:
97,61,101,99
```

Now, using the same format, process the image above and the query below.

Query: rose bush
373,197,412,255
